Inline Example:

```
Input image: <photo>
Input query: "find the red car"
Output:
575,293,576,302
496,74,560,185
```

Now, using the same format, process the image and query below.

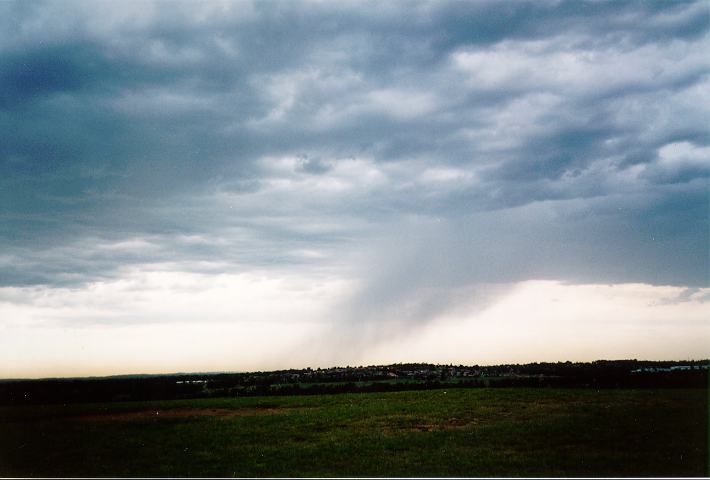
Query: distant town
1,359,707,405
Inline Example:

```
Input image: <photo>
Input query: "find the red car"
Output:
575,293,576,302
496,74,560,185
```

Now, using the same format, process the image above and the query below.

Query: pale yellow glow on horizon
0,273,708,379
361,281,710,366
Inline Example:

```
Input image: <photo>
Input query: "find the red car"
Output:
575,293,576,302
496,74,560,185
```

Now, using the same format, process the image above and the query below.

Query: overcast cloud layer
1,1,708,375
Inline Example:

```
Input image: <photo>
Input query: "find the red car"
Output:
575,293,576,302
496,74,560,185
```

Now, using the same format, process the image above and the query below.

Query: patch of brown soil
409,417,481,432
72,406,295,421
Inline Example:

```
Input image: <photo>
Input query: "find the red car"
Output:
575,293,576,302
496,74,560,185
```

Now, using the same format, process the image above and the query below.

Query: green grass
270,378,423,388
0,388,707,477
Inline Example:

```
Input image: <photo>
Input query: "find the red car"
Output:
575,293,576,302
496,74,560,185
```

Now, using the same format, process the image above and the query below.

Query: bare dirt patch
71,406,300,422
407,417,482,432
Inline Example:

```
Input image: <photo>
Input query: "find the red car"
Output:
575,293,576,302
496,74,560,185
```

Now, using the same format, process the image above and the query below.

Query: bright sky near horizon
1,1,709,378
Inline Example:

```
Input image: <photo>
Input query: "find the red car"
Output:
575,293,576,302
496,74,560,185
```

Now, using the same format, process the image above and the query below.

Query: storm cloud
1,1,708,338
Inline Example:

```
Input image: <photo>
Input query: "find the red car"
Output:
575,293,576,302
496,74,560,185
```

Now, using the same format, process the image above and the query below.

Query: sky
1,0,708,378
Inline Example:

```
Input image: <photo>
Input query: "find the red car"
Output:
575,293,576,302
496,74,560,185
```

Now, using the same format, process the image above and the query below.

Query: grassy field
0,388,707,477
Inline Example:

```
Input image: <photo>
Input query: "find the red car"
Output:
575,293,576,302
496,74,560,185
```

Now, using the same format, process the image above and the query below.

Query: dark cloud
297,156,332,175
0,0,708,294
